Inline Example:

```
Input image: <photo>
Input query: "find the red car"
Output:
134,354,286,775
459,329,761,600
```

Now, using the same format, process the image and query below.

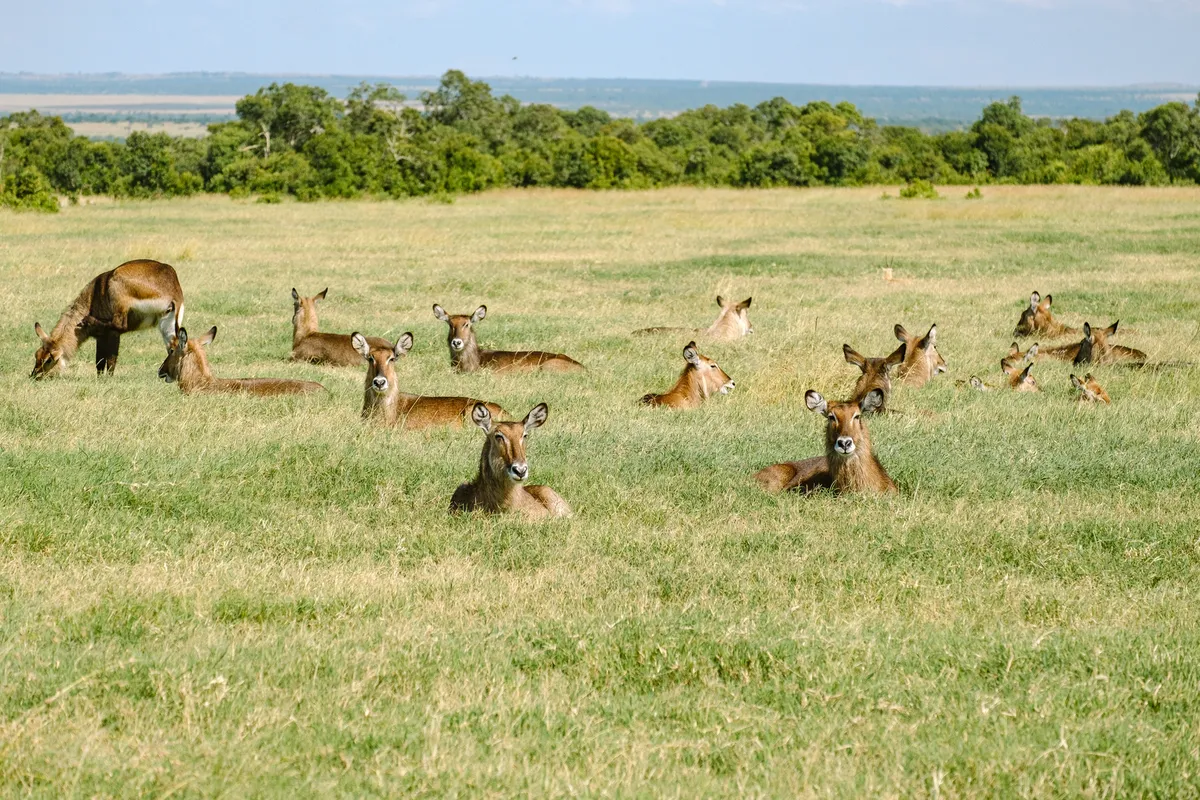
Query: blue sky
5,0,1198,86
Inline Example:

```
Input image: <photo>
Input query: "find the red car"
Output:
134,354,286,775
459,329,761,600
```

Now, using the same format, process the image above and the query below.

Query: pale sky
4,0,1198,86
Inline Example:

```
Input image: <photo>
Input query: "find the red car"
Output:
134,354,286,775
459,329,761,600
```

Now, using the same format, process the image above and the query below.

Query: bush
899,179,939,199
965,186,983,199
1,167,59,212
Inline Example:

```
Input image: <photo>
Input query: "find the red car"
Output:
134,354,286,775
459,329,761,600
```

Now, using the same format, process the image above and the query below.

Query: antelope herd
34,259,1168,517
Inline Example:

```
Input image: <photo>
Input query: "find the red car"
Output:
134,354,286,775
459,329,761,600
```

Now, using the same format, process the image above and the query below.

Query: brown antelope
640,341,735,409
1000,360,1040,392
633,296,754,341
1040,321,1146,365
843,342,906,412
159,326,324,396
290,288,391,366
754,389,897,495
432,304,584,373
32,259,185,378
893,324,946,387
1071,373,1111,404
1013,291,1078,339
352,332,506,429
450,403,571,518
1002,342,1039,370
962,376,992,392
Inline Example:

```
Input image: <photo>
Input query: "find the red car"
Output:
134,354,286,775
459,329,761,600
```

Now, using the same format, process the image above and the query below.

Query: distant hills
2,72,1197,129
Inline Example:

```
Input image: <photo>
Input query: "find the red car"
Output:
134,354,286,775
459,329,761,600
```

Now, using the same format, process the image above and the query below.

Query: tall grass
2,187,1199,796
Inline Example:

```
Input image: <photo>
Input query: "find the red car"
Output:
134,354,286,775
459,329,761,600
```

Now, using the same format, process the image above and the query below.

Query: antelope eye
827,414,837,422
387,356,397,363
494,433,504,442
852,413,861,421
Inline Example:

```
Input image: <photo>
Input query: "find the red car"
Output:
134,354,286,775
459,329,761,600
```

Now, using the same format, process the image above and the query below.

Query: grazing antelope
893,324,946,387
450,403,571,518
640,341,735,409
633,296,754,341
290,288,390,366
432,304,584,373
159,326,324,396
1071,373,1111,404
32,259,185,378
1040,321,1147,365
754,389,897,495
842,342,906,412
352,332,506,429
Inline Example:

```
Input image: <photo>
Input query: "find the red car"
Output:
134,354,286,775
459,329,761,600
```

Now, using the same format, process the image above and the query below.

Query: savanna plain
2,186,1200,797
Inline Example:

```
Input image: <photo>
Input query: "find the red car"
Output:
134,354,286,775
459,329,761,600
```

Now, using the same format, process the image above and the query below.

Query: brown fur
1013,291,1079,339
894,323,946,388
433,304,584,373
640,341,734,409
754,389,896,494
1000,342,1040,391
290,288,391,366
1040,321,1147,365
159,326,324,396
32,259,185,378
450,403,571,519
632,296,754,341
843,342,906,411
1071,373,1111,404
352,332,506,429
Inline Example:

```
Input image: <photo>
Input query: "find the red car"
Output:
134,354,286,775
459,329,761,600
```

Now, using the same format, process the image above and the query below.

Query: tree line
3,70,1200,211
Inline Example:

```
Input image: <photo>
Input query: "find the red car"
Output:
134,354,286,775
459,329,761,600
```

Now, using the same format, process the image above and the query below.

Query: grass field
2,187,1200,797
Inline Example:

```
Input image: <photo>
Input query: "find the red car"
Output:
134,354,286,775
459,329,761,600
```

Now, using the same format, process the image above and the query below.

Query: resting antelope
290,288,390,366
352,332,506,429
433,305,584,373
843,342,906,412
1040,321,1146,365
159,326,324,396
893,323,946,387
633,296,754,341
450,403,571,518
32,259,184,378
640,341,734,408
1013,291,1079,339
1000,360,1040,392
1071,373,1111,404
754,389,897,494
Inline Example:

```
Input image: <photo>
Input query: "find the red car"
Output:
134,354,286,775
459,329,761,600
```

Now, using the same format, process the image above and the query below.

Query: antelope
633,296,754,341
433,304,585,373
640,341,735,408
1000,360,1040,392
450,403,571,518
159,326,324,396
1040,321,1147,365
1013,291,1078,339
842,342,906,412
893,324,946,387
1002,342,1039,371
754,389,897,495
32,259,184,378
290,288,391,366
963,376,992,392
352,332,506,429
1071,373,1111,404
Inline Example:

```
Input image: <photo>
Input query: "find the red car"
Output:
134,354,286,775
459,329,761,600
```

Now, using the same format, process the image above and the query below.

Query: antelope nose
835,436,855,453
509,463,528,481
372,376,388,391
450,338,464,351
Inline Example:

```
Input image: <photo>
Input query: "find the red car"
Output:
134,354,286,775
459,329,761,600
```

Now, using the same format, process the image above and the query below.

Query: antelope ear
1001,358,1016,375
1043,294,1053,308
291,288,300,302
523,402,548,432
1007,342,1020,358
394,332,414,356
471,402,492,432
715,295,725,307
922,324,937,347
1029,291,1040,310
34,322,51,343
893,323,909,342
860,388,884,415
969,376,985,391
737,297,752,310
683,341,701,367
804,390,827,415
1020,364,1034,382
199,326,217,346
1082,322,1092,340
1026,343,1039,361
161,304,178,337
885,342,907,368
432,304,449,322
1070,374,1084,390
350,332,370,359
177,328,189,348
316,288,328,301
471,305,487,324
1105,320,1119,336
842,344,867,371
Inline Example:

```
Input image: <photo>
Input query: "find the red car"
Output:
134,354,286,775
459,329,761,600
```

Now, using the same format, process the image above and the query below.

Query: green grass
2,186,1200,797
